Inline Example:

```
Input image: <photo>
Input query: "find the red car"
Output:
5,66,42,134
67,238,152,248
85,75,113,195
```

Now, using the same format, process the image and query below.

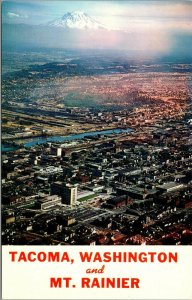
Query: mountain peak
48,11,107,30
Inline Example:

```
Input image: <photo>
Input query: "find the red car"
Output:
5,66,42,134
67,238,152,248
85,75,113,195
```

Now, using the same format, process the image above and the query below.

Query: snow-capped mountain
47,11,107,30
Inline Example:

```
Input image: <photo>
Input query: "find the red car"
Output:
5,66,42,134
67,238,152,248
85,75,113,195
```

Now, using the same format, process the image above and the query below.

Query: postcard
1,1,192,299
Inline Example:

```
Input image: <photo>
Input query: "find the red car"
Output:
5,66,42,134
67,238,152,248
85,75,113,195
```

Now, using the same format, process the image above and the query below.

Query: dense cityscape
2,52,192,244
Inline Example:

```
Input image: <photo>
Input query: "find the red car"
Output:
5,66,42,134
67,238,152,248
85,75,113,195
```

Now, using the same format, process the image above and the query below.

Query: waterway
2,127,132,152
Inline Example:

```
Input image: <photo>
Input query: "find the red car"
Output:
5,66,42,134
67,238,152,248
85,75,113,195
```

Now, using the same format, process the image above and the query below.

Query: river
2,127,132,152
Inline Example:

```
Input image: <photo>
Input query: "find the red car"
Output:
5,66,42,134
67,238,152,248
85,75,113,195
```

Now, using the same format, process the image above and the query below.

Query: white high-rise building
51,182,77,206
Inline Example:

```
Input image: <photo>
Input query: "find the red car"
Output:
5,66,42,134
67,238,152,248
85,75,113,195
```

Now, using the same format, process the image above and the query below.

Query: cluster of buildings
2,104,192,245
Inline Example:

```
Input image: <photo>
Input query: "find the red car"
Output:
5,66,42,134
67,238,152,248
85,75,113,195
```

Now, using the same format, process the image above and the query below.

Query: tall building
51,182,77,206
50,147,62,157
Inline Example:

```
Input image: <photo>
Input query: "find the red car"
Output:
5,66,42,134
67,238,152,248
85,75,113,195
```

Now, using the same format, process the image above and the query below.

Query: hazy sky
2,1,192,55
2,0,192,30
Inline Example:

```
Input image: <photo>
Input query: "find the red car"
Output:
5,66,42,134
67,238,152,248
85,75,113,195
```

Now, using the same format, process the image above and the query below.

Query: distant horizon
2,44,192,65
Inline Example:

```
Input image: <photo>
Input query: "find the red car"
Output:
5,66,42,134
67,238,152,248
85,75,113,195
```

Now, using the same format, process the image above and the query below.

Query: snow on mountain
47,11,108,30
